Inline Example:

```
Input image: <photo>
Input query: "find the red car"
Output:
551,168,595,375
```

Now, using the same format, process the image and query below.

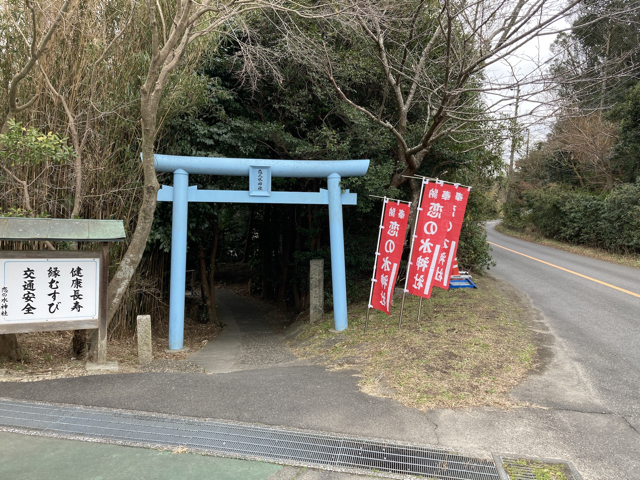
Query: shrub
503,181,640,254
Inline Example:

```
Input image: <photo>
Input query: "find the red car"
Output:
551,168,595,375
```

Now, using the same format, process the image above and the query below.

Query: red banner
370,200,410,314
405,180,470,299
431,183,470,290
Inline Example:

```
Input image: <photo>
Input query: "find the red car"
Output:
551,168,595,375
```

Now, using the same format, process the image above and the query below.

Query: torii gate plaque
155,155,370,350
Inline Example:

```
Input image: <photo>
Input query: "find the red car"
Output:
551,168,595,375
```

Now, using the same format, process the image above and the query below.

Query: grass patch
504,459,570,480
496,224,640,270
289,275,537,410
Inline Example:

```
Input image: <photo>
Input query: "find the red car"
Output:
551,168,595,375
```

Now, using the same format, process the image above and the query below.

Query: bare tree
38,0,136,219
288,0,584,206
547,112,619,190
0,0,73,361
1,0,73,134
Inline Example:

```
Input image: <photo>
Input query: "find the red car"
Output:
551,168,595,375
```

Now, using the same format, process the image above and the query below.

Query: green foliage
610,80,640,182
0,207,49,218
551,0,640,109
0,120,74,167
457,188,498,271
503,181,640,253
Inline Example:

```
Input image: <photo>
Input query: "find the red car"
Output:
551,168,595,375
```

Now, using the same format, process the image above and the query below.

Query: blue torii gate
154,154,370,350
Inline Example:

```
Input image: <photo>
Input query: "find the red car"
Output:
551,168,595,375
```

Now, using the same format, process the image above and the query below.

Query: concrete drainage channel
0,399,578,480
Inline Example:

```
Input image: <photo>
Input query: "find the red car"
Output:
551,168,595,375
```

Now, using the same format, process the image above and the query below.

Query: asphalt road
486,222,640,427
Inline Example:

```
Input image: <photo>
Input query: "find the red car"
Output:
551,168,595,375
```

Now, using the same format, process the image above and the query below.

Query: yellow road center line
488,241,640,299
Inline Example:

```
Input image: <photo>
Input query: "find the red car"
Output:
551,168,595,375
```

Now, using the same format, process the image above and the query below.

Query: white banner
1,257,100,324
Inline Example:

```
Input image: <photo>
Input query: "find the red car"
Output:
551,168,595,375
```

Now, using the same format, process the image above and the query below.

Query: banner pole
366,197,388,331
400,179,428,328
417,297,423,322
401,175,472,190
365,307,371,333
368,195,412,204
398,291,407,329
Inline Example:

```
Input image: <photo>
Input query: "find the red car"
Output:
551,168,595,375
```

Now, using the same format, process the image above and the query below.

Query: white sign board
1,257,100,324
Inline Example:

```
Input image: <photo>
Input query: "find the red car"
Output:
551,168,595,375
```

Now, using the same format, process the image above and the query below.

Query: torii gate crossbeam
154,155,370,350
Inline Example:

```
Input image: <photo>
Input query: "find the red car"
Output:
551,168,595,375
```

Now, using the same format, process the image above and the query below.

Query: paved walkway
188,290,301,373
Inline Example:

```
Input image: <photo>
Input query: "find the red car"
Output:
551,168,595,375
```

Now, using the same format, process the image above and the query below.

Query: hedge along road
485,221,640,430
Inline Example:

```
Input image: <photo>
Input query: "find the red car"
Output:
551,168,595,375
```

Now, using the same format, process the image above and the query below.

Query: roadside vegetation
503,1,640,259
290,275,537,410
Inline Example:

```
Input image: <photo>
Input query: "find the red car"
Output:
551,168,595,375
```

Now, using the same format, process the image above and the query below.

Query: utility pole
509,84,521,175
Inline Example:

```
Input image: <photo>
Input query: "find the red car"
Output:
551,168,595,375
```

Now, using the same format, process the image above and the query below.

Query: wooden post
98,242,109,364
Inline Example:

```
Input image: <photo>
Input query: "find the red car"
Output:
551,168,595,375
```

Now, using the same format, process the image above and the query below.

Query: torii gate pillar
154,155,370,350
327,173,347,331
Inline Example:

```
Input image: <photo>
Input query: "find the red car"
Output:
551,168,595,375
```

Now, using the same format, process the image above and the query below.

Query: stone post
310,259,324,323
137,315,153,364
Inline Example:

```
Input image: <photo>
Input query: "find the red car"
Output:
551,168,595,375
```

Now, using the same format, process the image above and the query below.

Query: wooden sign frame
0,243,109,363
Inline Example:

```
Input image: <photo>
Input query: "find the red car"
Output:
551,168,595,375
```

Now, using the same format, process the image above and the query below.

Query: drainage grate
0,399,499,479
500,459,536,480
498,457,579,480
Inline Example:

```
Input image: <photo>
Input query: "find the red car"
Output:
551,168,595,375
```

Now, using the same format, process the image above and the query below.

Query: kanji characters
70,266,84,313
426,203,443,219
381,257,391,271
416,256,429,272
1,286,7,317
434,268,444,282
419,238,433,253
22,268,36,314
388,221,400,237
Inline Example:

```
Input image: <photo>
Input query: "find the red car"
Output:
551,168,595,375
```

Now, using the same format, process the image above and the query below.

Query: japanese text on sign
405,181,469,299
1,259,99,323
370,200,410,315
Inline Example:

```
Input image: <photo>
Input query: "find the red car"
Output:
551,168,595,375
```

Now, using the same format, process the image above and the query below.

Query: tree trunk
0,334,22,361
70,330,87,359
105,75,160,327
